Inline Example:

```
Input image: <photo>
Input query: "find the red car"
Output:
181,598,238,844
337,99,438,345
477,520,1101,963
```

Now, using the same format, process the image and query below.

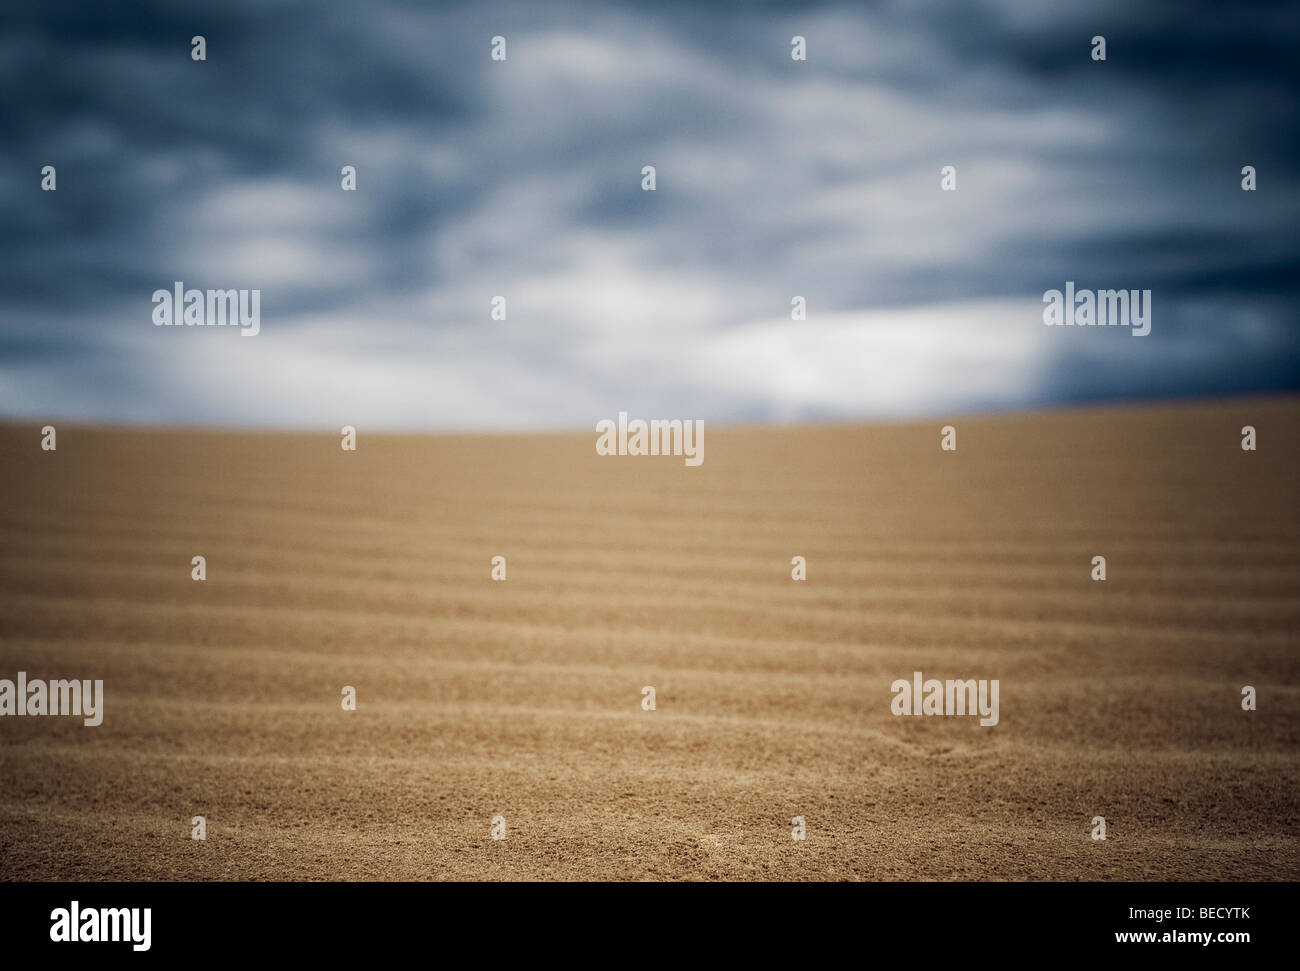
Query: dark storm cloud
0,0,1297,427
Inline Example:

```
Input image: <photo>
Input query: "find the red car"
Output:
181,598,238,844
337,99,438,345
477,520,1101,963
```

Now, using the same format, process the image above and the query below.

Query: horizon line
3,389,1295,438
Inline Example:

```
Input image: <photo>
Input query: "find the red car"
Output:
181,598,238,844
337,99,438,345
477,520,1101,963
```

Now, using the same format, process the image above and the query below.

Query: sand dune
1,397,1297,880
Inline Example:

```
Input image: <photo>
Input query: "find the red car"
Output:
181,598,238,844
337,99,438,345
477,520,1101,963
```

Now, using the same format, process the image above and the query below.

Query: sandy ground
0,397,1297,881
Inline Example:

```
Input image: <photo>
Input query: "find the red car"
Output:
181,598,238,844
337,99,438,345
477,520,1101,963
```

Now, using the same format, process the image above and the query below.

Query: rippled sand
1,397,1296,880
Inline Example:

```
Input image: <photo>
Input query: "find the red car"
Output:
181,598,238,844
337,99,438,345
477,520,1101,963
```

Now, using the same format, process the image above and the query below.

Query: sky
2,0,1298,429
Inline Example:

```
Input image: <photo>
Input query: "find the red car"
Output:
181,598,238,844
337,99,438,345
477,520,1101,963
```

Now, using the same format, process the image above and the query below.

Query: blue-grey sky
2,0,1298,429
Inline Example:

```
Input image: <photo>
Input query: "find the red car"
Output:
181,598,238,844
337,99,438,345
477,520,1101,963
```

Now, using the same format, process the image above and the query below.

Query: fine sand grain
1,397,1297,880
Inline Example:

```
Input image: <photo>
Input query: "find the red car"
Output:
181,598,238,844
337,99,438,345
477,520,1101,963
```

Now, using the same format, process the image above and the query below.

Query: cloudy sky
2,0,1298,429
